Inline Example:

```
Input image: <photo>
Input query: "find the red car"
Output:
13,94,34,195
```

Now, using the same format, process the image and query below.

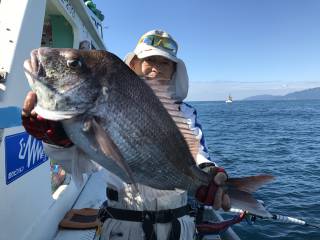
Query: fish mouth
34,105,82,120
23,48,89,120
24,49,46,85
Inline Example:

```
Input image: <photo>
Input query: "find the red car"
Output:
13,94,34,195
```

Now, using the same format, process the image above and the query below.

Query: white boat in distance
226,94,233,103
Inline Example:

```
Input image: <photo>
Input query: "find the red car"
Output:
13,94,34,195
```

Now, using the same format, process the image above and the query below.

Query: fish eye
67,59,82,69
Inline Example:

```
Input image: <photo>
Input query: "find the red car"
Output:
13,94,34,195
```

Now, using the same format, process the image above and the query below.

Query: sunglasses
138,34,178,55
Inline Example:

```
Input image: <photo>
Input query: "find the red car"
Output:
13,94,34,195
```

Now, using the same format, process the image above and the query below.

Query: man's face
131,56,175,80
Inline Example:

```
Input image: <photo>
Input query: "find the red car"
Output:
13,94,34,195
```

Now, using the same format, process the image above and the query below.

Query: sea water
190,100,320,240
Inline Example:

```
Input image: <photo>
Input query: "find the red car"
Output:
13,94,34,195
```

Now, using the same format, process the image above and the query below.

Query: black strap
142,213,157,240
198,162,215,170
106,187,118,201
98,205,189,224
168,218,181,240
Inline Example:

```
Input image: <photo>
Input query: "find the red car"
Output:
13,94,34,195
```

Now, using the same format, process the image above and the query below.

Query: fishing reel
244,213,257,225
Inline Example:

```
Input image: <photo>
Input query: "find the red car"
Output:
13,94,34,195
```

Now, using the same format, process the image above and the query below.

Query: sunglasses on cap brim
138,34,178,56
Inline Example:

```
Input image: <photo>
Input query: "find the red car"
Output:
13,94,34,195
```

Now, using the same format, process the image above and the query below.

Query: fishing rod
228,207,320,229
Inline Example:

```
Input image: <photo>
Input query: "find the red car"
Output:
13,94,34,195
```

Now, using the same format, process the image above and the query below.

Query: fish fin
162,103,180,111
171,116,189,124
144,80,201,160
158,97,176,104
91,117,136,185
227,175,274,193
228,188,272,218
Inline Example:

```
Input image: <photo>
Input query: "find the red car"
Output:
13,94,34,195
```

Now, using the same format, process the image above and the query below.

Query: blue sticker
5,132,49,184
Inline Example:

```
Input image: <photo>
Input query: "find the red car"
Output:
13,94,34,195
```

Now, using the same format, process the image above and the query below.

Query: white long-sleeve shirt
179,102,215,167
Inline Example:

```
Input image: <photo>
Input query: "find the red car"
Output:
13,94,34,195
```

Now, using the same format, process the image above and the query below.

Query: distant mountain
244,94,282,101
243,87,320,101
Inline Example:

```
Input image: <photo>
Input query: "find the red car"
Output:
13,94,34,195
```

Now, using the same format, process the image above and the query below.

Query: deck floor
54,170,108,240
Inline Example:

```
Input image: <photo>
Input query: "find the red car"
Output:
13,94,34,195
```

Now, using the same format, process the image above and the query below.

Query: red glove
195,167,229,206
196,211,246,234
22,114,73,147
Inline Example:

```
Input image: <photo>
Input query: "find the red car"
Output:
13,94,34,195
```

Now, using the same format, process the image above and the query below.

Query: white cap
124,30,189,101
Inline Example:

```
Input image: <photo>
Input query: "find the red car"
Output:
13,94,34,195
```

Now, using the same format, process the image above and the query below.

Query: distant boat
226,94,233,103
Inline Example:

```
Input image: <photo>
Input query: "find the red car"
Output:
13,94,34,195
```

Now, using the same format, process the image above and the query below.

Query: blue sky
94,0,320,100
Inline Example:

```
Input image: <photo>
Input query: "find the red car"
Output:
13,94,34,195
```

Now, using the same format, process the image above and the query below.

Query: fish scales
73,89,200,190
83,77,204,190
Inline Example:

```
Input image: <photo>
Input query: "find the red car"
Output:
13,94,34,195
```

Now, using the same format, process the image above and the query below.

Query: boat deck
53,170,108,240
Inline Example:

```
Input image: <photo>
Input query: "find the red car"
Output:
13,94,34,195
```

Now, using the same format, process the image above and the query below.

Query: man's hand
196,167,231,211
211,168,230,211
22,91,37,118
21,91,73,147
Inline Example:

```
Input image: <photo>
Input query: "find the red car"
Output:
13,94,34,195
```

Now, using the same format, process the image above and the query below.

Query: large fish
24,47,273,217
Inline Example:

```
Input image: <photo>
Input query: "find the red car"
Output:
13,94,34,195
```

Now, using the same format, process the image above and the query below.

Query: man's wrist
198,162,216,174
